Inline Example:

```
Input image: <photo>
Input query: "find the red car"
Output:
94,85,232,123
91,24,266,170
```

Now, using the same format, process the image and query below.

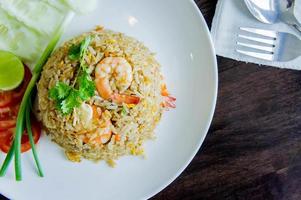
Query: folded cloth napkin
211,0,301,70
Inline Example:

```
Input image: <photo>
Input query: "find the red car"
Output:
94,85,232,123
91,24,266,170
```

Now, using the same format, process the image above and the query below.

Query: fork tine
240,27,277,38
238,34,276,45
236,49,274,61
237,42,274,52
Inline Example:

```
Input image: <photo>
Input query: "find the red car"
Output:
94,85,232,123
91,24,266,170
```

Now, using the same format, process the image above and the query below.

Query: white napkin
211,0,301,70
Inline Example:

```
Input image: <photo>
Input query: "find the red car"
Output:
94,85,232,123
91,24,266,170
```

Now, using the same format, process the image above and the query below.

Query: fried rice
36,26,172,166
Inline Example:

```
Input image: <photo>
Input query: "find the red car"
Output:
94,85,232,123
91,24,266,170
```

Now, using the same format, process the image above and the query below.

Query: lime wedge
0,50,24,91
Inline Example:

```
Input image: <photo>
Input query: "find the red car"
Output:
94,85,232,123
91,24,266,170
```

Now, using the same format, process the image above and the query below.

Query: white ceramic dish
0,0,217,199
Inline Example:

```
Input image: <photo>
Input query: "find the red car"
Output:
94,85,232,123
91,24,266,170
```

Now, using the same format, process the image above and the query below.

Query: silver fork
236,27,301,62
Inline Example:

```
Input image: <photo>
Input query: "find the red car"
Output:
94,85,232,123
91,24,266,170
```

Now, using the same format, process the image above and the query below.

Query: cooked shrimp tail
162,96,176,109
95,57,140,104
112,94,140,105
161,83,176,109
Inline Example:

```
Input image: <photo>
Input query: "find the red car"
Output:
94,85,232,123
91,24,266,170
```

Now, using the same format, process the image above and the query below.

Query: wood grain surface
152,0,301,200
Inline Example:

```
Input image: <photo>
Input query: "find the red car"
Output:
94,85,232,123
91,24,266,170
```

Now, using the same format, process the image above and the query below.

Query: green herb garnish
68,36,91,63
121,104,128,116
77,70,95,99
60,89,82,114
49,82,71,100
49,36,95,115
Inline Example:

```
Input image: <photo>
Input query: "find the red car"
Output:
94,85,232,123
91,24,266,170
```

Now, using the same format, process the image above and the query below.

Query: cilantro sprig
68,36,91,64
49,36,95,115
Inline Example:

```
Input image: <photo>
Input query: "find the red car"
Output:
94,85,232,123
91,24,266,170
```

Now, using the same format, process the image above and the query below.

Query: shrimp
94,122,112,144
73,103,93,128
92,105,102,119
161,83,176,109
82,108,116,145
83,120,113,144
95,57,140,104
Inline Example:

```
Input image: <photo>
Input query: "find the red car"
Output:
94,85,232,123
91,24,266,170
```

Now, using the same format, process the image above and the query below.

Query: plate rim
144,0,218,199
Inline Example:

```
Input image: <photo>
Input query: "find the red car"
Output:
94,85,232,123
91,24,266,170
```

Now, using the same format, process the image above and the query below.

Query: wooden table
152,0,301,199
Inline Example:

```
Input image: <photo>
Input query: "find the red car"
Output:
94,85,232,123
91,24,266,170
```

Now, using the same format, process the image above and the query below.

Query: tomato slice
0,128,12,142
0,65,40,154
0,105,19,120
0,66,31,108
0,129,14,153
0,117,41,153
12,65,32,103
0,107,10,117
0,119,16,131
0,92,13,108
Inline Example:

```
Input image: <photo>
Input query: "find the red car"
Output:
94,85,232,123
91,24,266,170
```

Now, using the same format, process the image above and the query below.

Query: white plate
0,0,217,199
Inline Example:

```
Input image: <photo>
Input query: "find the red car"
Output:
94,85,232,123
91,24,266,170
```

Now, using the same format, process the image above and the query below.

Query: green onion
0,141,15,176
0,12,74,181
14,86,29,180
25,100,44,177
